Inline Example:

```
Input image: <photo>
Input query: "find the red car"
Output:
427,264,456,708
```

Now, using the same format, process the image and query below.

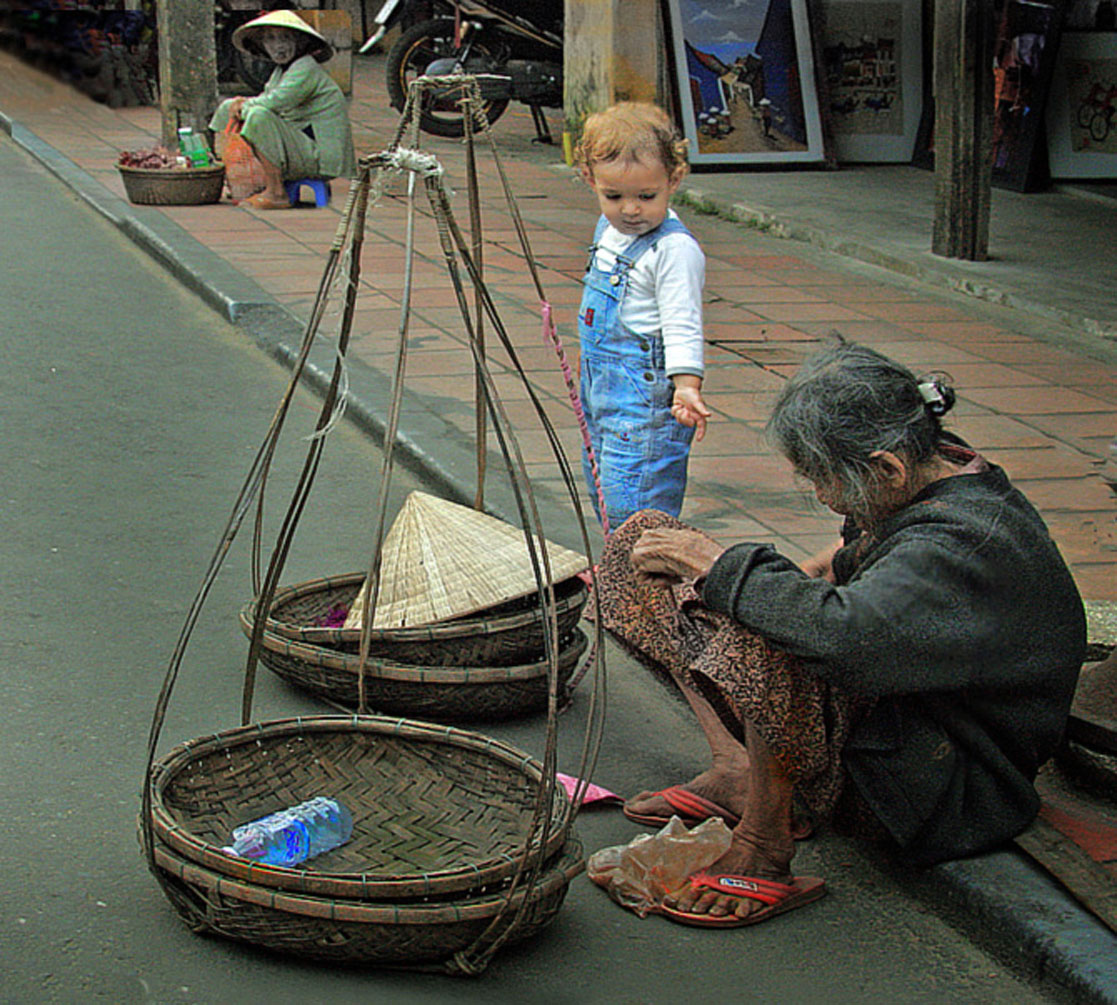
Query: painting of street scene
667,0,825,165
819,0,922,161
822,2,904,136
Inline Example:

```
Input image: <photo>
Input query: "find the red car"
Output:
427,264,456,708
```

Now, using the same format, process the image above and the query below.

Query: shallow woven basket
240,611,589,719
149,833,583,967
118,163,226,205
148,715,575,901
251,572,588,666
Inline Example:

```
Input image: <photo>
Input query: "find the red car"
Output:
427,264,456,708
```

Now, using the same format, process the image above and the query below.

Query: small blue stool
284,178,331,207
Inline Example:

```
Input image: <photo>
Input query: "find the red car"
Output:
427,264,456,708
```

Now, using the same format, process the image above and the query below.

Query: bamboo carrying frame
141,77,607,974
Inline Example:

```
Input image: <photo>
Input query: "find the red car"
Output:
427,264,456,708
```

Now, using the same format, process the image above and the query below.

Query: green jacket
244,55,356,179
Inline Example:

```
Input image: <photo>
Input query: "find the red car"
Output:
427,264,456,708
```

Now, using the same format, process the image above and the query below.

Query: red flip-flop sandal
656,872,827,928
622,785,814,840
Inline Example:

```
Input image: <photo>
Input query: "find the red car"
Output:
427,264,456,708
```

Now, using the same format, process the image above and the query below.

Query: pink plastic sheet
555,772,623,805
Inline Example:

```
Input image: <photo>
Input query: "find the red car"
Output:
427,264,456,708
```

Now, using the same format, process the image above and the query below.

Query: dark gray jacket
702,463,1085,865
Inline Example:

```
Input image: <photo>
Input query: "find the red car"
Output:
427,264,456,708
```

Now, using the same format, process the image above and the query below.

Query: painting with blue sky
667,0,825,164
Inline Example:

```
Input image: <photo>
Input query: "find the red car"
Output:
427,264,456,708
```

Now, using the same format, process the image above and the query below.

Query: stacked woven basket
239,492,592,720
146,492,594,968
144,715,582,968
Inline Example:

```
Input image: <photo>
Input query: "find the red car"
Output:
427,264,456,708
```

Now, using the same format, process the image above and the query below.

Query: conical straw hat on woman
232,9,333,63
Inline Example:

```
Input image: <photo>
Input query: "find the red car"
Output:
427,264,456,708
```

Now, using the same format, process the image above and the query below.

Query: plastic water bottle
222,797,353,867
177,126,211,168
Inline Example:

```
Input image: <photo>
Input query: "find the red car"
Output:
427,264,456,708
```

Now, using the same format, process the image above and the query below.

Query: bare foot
665,825,795,922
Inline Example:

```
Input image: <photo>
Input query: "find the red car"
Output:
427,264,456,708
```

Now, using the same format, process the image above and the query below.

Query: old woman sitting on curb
598,341,1085,927
209,9,356,210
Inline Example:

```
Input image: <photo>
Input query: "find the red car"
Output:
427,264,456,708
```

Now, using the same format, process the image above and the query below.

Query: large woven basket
251,572,588,666
148,715,575,900
118,163,226,205
239,609,589,719
149,833,583,967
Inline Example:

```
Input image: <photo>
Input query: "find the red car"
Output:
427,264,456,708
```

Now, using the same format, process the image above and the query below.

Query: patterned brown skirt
596,510,873,820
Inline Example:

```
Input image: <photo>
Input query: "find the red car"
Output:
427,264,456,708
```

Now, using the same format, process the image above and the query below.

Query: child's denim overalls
579,214,697,529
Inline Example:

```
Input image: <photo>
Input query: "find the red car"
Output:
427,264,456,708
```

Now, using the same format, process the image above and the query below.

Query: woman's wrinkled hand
630,528,725,587
799,537,842,583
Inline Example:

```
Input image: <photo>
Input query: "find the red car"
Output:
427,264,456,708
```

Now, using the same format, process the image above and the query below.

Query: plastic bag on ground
587,815,732,917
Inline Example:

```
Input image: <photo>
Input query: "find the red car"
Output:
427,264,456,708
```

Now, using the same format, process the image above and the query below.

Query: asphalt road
0,134,1062,1003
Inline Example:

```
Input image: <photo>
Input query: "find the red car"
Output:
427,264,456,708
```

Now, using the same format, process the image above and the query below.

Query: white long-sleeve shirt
591,210,705,378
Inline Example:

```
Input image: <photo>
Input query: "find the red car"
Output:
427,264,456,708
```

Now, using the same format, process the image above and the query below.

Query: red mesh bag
222,119,267,203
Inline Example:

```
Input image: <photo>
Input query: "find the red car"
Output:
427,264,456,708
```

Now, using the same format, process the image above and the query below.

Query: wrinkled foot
624,779,814,840
665,827,795,922
625,768,746,825
243,191,292,210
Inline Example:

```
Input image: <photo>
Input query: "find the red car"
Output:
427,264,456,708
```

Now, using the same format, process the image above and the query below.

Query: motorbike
369,0,563,141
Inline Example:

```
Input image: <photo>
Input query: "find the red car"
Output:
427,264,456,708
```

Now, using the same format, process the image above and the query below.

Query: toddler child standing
575,103,710,531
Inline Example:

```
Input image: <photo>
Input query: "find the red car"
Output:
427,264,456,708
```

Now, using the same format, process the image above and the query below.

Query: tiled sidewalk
3,48,1115,604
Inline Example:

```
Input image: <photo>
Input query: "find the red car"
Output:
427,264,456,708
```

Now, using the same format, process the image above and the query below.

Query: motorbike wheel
385,17,510,138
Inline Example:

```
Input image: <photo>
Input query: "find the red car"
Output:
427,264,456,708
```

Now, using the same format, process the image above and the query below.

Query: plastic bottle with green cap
177,127,211,168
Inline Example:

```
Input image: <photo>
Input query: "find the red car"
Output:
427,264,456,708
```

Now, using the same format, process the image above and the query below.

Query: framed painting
1046,30,1117,179
817,0,923,162
912,0,1065,191
666,0,826,167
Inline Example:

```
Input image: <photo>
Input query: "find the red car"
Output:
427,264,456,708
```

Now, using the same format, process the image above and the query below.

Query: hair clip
917,380,953,416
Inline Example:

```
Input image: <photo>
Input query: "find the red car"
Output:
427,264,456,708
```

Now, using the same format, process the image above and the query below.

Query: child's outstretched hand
670,378,712,442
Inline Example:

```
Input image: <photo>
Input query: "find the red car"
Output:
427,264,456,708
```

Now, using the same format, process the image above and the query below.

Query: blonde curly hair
575,102,690,183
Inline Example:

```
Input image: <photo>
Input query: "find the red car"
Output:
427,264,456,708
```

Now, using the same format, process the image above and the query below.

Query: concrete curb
917,852,1117,1003
5,105,1116,1001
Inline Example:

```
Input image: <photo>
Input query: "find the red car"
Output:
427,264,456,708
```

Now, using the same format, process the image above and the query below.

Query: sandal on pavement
622,785,741,829
622,785,815,840
655,872,827,928
243,192,293,210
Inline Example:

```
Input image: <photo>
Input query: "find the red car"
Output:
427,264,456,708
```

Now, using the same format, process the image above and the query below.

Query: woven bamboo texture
252,572,588,666
150,834,583,966
118,163,226,205
241,620,589,719
149,715,573,900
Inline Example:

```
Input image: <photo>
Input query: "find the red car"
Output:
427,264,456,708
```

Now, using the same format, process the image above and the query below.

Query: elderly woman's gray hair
765,342,955,516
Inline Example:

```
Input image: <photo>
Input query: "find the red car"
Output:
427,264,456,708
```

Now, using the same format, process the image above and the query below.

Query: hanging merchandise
141,74,606,974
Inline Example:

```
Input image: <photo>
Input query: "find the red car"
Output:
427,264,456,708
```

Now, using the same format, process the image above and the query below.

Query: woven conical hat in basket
344,492,588,631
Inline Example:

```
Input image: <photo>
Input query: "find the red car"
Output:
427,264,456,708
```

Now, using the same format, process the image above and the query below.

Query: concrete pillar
563,0,661,160
156,0,218,149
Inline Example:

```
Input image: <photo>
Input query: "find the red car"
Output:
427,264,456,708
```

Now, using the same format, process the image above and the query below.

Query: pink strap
541,300,609,536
